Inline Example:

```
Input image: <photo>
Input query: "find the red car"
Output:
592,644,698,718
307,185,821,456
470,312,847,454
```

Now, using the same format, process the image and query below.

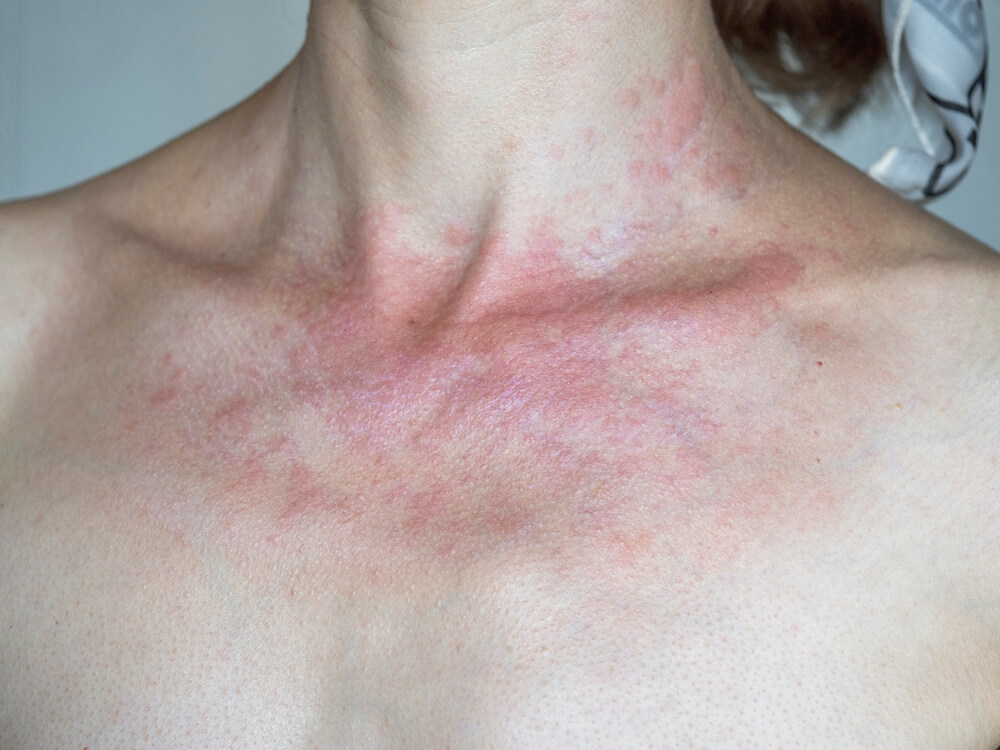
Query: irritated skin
133,237,815,567
2,0,1000,747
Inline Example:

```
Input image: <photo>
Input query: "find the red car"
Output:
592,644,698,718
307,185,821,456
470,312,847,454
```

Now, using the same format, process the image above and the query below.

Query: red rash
133,232,811,575
622,63,708,191
126,60,809,571
445,223,477,249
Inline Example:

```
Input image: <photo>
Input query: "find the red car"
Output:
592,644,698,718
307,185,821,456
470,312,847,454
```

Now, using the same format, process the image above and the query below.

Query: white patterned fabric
868,0,988,201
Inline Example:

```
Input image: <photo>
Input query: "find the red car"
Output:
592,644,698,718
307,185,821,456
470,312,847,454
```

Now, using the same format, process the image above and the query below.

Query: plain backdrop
0,0,997,249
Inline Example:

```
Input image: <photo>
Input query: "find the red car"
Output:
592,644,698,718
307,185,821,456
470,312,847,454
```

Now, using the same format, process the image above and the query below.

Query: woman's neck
293,0,759,210
131,1,798,325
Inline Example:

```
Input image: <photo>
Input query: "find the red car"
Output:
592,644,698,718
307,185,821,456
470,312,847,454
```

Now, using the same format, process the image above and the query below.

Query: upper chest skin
1,243,999,749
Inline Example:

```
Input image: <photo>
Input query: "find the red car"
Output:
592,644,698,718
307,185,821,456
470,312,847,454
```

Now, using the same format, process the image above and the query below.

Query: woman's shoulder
0,195,86,419
810,188,1000,404
867,206,1000,364
0,182,154,426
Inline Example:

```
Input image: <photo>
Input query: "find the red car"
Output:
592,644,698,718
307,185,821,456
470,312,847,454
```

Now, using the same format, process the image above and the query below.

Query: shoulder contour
0,195,101,420
908,237,1000,374
886,233,1000,396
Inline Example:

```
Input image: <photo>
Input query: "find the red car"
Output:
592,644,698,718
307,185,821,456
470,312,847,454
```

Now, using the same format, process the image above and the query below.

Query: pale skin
1,0,1000,746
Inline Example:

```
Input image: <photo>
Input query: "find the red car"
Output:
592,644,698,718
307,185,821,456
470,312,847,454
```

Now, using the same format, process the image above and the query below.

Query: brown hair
711,0,888,126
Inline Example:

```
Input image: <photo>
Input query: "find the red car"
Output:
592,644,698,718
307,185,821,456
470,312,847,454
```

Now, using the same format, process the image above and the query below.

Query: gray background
0,0,997,249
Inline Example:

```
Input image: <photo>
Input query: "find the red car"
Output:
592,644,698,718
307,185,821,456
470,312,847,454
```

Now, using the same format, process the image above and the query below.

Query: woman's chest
2,447,998,749
3,305,999,747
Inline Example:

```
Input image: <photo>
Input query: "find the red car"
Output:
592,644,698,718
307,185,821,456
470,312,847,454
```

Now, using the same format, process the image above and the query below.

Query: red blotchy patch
698,153,750,202
637,74,668,99
145,232,817,573
525,215,565,256
148,351,187,407
617,87,641,110
211,396,255,438
277,458,343,523
608,529,655,569
148,386,178,406
444,223,476,248
624,61,709,198
641,82,703,155
402,483,451,534
355,201,409,258
627,159,673,187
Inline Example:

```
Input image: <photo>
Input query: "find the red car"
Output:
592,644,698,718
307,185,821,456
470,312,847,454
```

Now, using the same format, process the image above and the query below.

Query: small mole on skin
816,361,823,367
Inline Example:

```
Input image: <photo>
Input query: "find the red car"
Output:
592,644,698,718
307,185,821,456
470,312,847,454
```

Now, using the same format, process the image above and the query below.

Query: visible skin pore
2,0,1000,747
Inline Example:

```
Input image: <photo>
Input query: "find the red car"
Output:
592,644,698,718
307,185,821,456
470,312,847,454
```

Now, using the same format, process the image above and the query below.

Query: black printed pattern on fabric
922,51,988,199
